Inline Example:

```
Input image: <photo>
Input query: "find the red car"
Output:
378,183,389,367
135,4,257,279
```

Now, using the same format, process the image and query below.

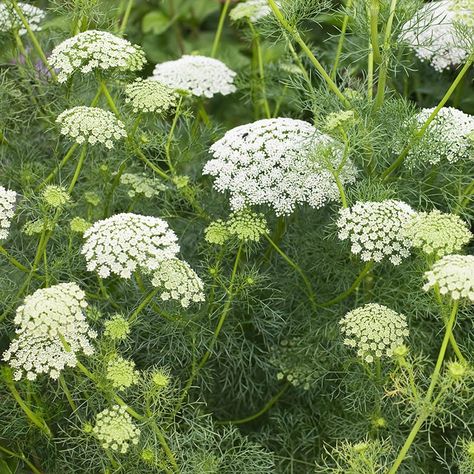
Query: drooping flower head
203,118,357,215
0,3,45,35
57,106,127,149
125,77,178,114
340,303,409,363
49,30,146,83
0,186,17,240
106,356,139,391
82,213,180,279
423,255,474,302
337,200,415,265
230,0,272,22
151,55,237,98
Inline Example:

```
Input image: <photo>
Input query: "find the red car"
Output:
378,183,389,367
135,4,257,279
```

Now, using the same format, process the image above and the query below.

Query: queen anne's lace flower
227,210,269,242
404,210,472,258
49,30,146,83
0,3,45,35
3,283,96,381
120,172,166,198
423,255,474,301
337,200,415,265
0,186,17,240
230,0,272,22
104,314,130,341
151,258,205,308
203,118,357,215
57,106,127,149
152,55,237,98
92,405,140,453
106,356,139,391
82,213,180,279
125,78,178,114
340,303,409,363
42,185,71,208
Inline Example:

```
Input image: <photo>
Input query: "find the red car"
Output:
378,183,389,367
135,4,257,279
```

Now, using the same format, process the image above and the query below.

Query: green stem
0,443,43,474
211,0,232,58
367,45,374,100
369,0,382,64
59,375,77,411
37,143,79,191
118,0,134,35
68,145,88,193
128,288,159,324
455,178,474,213
0,245,31,273
100,81,120,117
104,159,128,218
165,96,183,175
331,0,353,80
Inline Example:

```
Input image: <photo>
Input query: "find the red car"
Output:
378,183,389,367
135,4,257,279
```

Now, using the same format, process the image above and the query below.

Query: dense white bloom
92,405,140,453
0,3,45,35
151,258,205,308
0,186,17,240
106,356,139,391
82,213,180,279
404,210,472,258
340,303,410,363
230,0,272,22
423,255,474,301
337,200,415,265
227,210,269,242
3,283,96,381
203,118,357,215
125,78,178,114
120,172,166,198
49,30,146,83
57,106,127,149
152,55,236,98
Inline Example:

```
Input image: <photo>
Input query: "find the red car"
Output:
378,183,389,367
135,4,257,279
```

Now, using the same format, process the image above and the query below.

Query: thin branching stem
211,0,232,58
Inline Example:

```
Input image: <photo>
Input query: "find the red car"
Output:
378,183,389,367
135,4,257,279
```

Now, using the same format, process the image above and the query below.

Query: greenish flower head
325,110,355,132
104,314,130,341
151,369,170,388
205,219,229,245
70,216,91,233
41,185,71,209
392,344,409,359
172,175,190,189
85,191,101,207
141,448,155,464
120,172,166,199
106,356,139,391
227,210,268,242
125,78,178,114
447,360,468,380
22,218,53,236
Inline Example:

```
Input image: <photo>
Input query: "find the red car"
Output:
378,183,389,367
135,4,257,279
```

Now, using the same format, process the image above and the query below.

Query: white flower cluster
57,106,127,149
151,258,205,308
0,185,17,240
3,283,96,381
92,405,140,453
125,78,178,114
423,254,474,302
120,172,166,199
405,107,474,166
401,0,472,71
49,30,146,83
340,303,410,363
203,118,357,215
0,3,45,35
82,213,180,279
337,200,415,265
106,356,139,391
152,55,237,98
230,0,272,22
404,210,472,258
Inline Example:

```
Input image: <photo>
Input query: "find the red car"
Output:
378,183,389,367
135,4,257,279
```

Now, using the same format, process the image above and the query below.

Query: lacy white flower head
406,107,474,166
57,106,127,149
48,30,146,83
151,55,237,98
2,283,97,381
106,356,139,391
0,185,17,240
229,0,272,22
0,3,45,35
400,0,472,72
151,258,205,308
125,77,178,114
404,210,472,258
337,200,415,265
92,405,140,454
339,303,409,363
120,172,166,199
423,254,474,302
203,118,357,216
82,213,180,279
227,210,269,242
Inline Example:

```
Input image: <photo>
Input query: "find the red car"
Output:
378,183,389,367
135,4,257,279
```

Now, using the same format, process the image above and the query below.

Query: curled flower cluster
423,255,474,301
92,405,140,453
42,185,71,208
406,107,474,166
49,30,146,83
152,55,237,98
230,0,272,22
337,200,415,265
104,314,130,341
204,220,229,245
57,106,127,149
339,303,409,363
106,356,139,391
404,210,472,258
203,118,357,215
3,283,96,381
0,186,17,240
125,78,178,114
120,172,166,199
82,213,180,279
227,210,269,242
0,3,45,35
150,258,205,308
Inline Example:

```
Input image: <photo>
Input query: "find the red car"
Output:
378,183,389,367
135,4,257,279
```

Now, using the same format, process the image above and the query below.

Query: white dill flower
0,185,17,240
0,3,45,35
106,356,139,391
104,314,130,341
2,283,97,381
82,213,180,279
151,55,237,98
150,258,205,308
56,106,127,149
120,172,166,199
42,185,71,208
404,210,472,258
230,0,272,22
337,200,415,265
204,219,230,246
92,405,140,454
48,30,146,83
203,118,357,216
124,78,178,114
339,303,410,363
423,254,474,302
227,210,269,242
